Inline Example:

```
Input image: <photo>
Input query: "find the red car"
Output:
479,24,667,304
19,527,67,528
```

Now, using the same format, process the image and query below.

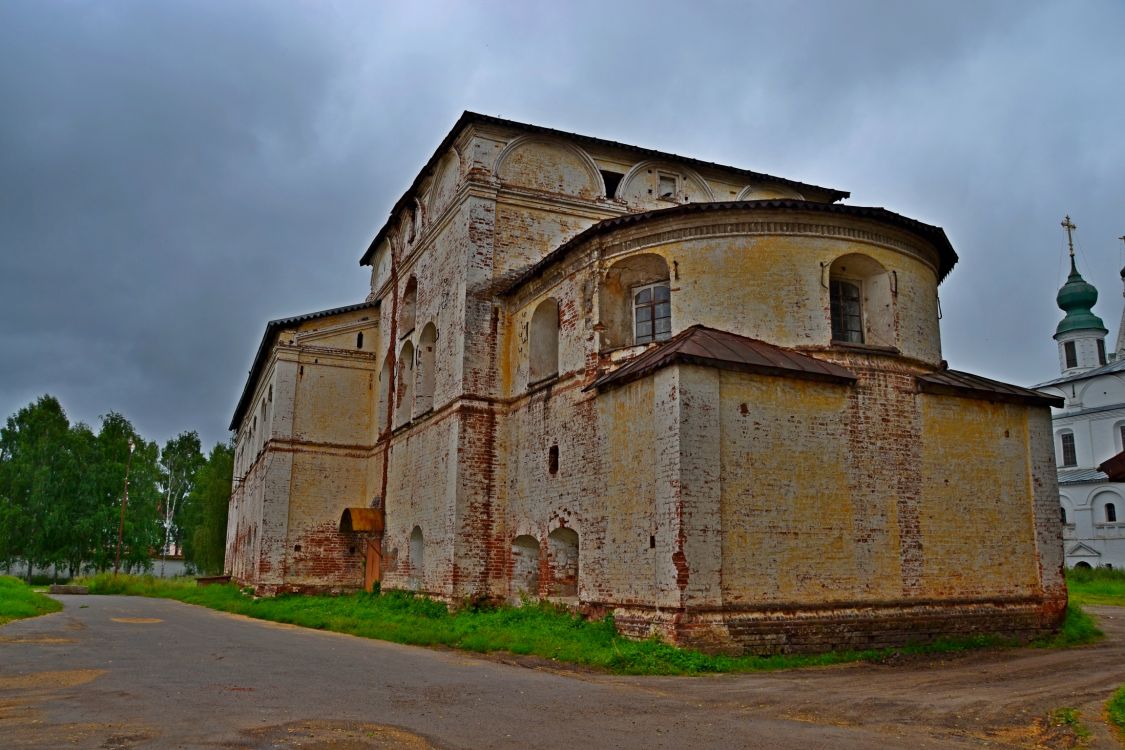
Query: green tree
181,442,232,575
157,431,204,574
0,396,75,580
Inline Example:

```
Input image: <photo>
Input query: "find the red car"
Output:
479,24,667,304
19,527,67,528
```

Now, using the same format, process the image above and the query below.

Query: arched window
376,352,393,434
400,277,417,336
395,341,414,426
1059,430,1077,467
828,254,894,347
510,535,540,603
599,254,671,349
415,323,437,414
409,526,424,590
1108,503,1118,523
356,331,364,349
529,298,560,382
1060,506,1067,524
547,527,579,597
1075,561,1092,569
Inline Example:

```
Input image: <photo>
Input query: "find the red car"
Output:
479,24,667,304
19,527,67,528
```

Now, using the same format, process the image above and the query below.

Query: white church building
1034,217,1125,569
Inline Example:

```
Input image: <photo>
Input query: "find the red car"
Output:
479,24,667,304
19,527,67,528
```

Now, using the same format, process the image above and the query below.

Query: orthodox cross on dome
1062,215,1077,263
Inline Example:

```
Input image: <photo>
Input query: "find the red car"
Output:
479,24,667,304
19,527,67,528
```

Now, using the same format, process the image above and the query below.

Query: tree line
0,395,232,580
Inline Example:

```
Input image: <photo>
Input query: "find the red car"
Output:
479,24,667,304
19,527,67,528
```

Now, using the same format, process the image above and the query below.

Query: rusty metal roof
1097,450,1125,482
359,112,850,266
502,199,959,296
339,507,384,533
916,369,1063,408
230,302,377,431
586,325,857,393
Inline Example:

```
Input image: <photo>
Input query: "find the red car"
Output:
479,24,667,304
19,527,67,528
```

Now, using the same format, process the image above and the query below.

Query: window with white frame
1060,431,1077,467
633,282,671,344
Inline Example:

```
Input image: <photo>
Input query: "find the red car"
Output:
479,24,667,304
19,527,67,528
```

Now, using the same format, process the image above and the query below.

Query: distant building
225,112,1067,653
1035,219,1125,569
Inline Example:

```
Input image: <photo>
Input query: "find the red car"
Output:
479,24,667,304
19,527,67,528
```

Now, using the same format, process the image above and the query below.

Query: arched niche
494,136,603,200
415,323,437,414
427,149,461,219
599,253,671,349
376,351,393,434
409,526,424,590
399,277,417,336
529,298,560,382
395,341,415,426
617,160,715,208
547,527,579,598
510,535,541,603
828,253,895,348
737,183,805,200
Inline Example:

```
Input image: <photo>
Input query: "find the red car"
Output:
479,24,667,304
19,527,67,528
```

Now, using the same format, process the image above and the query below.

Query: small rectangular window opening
657,174,677,200
649,535,656,549
1064,341,1078,369
1097,338,1106,365
548,445,559,475
1061,432,1077,467
357,332,364,349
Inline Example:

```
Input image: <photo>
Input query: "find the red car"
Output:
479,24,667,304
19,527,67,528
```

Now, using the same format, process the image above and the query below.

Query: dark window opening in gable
357,332,364,349
1061,432,1077,467
599,170,624,199
1064,341,1077,369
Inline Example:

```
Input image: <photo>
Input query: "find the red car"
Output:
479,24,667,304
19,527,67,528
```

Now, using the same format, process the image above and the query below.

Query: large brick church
225,112,1066,653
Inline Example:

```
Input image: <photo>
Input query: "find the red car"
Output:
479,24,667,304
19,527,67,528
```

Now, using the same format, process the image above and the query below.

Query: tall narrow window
356,332,364,349
830,279,863,343
529,298,560,381
1097,339,1107,365
548,445,559,475
1060,506,1067,524
1118,424,1125,450
1060,432,1077,467
1064,341,1078,369
633,283,671,344
1108,503,1118,523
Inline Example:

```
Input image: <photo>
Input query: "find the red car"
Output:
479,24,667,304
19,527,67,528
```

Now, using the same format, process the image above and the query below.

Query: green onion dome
1055,259,1107,336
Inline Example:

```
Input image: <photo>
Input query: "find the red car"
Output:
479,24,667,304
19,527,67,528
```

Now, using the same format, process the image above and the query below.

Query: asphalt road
1,595,1123,749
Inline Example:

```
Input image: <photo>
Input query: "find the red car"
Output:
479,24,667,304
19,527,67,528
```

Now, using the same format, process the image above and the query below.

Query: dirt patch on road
0,668,105,690
234,719,438,749
109,617,162,624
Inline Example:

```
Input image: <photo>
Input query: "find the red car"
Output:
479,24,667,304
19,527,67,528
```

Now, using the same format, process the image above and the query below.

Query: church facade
1035,219,1125,570
225,112,1067,653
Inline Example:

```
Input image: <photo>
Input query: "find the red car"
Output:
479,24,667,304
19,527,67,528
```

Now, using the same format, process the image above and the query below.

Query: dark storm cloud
2,0,1123,446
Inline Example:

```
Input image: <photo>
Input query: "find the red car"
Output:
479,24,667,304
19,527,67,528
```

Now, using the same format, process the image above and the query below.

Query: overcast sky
2,1,1123,448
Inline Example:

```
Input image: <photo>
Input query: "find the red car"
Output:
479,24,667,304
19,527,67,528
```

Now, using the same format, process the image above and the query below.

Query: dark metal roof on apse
585,325,857,393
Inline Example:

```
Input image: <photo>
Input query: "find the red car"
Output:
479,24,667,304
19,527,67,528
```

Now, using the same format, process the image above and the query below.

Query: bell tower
1054,215,1108,375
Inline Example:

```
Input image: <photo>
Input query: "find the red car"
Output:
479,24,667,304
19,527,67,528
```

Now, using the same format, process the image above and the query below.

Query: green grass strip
1066,567,1125,607
1107,685,1125,746
0,575,64,625
74,574,1103,676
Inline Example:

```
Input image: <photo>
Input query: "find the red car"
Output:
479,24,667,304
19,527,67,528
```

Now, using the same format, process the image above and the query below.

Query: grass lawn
76,573,1100,675
1108,685,1125,746
1066,567,1125,607
0,575,64,625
